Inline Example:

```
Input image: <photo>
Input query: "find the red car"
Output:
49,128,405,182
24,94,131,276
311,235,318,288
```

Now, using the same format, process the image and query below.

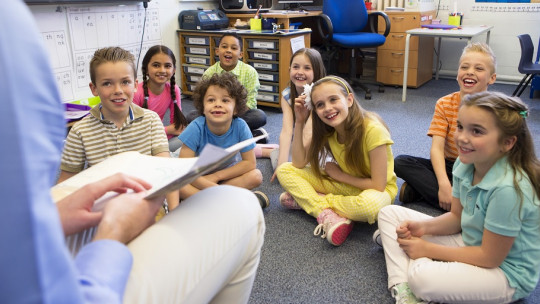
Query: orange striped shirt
427,92,461,161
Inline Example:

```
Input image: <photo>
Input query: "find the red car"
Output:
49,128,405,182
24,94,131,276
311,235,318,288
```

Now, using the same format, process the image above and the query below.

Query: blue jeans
394,154,454,209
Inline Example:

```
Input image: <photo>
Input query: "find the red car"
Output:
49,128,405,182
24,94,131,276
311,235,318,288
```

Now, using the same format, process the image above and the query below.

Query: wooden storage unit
177,29,311,108
377,11,435,88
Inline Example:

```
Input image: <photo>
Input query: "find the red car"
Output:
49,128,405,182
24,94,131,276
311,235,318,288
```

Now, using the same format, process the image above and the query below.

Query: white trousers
123,185,265,304
378,205,515,304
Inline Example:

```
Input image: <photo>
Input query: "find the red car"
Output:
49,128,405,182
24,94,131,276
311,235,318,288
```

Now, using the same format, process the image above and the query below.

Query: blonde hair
89,47,136,84
460,42,497,74
308,76,389,179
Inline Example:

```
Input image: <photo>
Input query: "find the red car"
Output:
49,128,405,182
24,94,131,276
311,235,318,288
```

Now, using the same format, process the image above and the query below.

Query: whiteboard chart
31,2,162,103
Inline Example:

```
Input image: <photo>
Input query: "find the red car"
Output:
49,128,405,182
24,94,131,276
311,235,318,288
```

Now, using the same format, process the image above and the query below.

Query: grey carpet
180,79,540,304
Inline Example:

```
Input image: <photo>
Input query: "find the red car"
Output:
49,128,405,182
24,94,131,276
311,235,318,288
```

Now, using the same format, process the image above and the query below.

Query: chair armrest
316,13,334,43
368,11,390,37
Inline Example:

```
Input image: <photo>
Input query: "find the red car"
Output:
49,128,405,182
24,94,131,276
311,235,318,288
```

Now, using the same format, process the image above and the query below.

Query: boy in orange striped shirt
394,43,496,211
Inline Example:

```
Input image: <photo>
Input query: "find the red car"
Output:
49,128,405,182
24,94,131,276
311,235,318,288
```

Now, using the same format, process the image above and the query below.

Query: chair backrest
517,34,534,74
535,37,540,63
323,0,369,34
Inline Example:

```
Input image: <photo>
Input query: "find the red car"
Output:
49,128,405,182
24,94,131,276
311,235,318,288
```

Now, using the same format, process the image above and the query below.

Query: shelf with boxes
177,29,311,108
376,11,435,88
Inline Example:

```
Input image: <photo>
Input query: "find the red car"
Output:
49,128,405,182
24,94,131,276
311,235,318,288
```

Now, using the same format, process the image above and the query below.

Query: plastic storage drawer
184,36,210,45
259,82,279,93
183,64,206,75
257,71,279,82
249,61,279,71
185,55,210,65
248,51,278,61
256,93,279,103
247,39,278,50
185,45,210,56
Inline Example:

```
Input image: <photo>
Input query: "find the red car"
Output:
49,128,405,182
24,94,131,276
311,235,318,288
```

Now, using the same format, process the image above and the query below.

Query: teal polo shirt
452,157,540,300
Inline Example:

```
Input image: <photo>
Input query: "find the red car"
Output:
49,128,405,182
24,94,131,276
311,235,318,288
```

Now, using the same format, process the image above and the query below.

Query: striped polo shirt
427,91,461,161
61,103,169,173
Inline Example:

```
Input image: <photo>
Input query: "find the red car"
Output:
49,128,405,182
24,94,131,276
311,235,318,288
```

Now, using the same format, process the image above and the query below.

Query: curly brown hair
192,72,248,117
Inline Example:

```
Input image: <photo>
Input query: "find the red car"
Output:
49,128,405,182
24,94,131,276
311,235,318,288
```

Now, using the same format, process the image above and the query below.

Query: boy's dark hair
141,45,187,129
217,32,243,50
192,73,248,117
89,47,136,84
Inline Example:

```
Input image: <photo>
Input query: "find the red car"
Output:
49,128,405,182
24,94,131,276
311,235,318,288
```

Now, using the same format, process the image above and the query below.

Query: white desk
402,25,494,102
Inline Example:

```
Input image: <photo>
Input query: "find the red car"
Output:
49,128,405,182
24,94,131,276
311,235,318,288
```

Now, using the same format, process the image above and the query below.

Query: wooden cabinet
377,11,435,88
177,29,311,108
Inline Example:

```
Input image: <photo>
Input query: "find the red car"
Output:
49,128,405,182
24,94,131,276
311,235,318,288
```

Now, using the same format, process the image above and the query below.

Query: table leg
435,37,442,80
402,33,411,102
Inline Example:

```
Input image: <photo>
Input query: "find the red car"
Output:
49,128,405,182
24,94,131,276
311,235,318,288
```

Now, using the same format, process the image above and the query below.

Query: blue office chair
317,0,390,99
512,34,540,98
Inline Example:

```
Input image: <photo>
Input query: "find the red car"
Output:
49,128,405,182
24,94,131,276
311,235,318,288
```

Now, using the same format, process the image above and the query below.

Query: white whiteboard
31,2,162,102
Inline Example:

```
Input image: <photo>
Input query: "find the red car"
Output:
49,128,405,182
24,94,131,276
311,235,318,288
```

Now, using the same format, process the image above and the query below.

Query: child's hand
324,162,342,180
293,95,310,124
397,220,425,240
397,236,428,260
438,182,453,211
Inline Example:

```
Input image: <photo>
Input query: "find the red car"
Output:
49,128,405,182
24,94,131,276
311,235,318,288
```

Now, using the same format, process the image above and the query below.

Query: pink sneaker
279,192,301,210
313,209,353,246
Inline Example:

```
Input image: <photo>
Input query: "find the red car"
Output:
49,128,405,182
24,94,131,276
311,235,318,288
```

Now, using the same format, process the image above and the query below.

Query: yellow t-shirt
328,118,398,199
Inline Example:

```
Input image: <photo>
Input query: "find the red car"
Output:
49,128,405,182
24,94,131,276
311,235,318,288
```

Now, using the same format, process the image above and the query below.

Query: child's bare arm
325,144,387,192
208,149,257,183
430,135,453,210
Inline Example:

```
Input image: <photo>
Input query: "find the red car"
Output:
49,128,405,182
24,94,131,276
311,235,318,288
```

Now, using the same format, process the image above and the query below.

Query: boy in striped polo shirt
393,43,497,211
58,47,179,209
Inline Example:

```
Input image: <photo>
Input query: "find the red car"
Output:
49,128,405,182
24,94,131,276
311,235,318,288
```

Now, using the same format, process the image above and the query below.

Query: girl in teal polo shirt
376,91,540,304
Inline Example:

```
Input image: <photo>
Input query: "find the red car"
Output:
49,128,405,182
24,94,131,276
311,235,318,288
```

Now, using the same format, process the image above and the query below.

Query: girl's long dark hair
141,45,187,129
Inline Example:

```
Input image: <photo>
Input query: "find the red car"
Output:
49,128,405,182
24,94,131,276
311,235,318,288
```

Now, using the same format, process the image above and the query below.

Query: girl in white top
268,48,326,181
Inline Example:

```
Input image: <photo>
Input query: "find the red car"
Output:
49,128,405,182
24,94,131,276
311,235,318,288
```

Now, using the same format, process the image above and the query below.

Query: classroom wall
429,0,539,82
29,0,539,103
29,0,218,103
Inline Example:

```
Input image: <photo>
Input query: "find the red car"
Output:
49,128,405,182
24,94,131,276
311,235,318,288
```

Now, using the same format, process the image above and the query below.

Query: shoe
399,182,419,204
279,192,301,209
391,282,424,304
252,127,268,144
373,229,382,247
313,209,353,246
253,191,269,209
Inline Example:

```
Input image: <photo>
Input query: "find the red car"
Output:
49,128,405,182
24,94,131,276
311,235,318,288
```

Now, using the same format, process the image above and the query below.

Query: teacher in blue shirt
0,1,265,303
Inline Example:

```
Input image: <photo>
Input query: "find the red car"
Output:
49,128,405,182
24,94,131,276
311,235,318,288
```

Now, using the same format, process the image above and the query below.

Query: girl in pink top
134,45,187,152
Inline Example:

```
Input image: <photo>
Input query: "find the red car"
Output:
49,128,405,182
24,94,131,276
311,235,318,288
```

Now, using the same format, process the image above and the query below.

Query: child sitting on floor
179,72,269,209
276,76,397,246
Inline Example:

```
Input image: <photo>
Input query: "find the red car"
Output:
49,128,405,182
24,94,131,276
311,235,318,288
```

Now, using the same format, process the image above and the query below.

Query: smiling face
457,51,496,97
89,61,137,122
203,85,237,129
311,82,353,133
216,35,242,72
455,105,514,177
290,54,315,94
146,52,174,87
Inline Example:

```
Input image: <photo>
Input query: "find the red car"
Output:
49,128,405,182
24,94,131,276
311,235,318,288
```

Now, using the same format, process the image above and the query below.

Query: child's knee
408,258,439,300
275,162,293,179
247,169,263,188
